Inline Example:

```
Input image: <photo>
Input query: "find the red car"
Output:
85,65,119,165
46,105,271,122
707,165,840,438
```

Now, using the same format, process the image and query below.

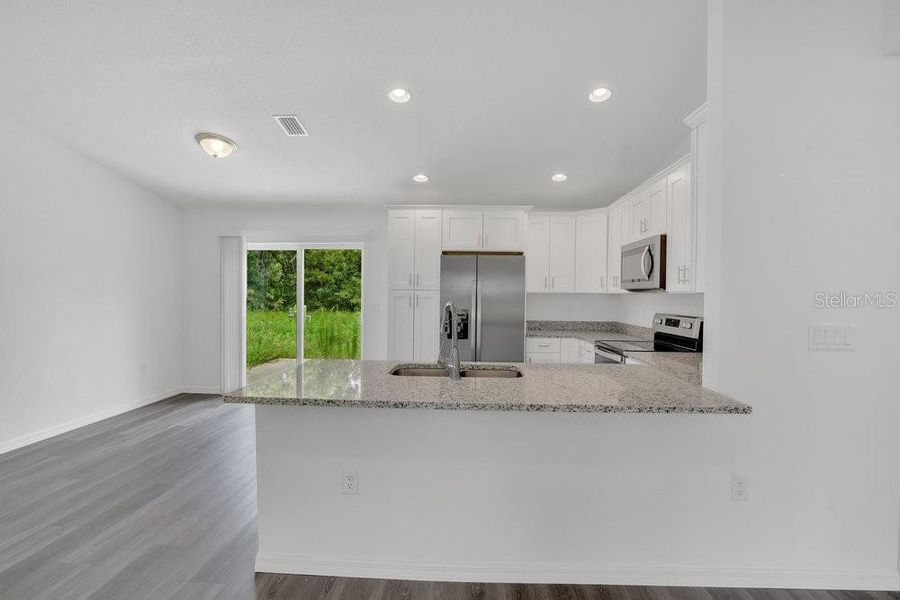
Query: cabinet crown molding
683,103,709,129
387,204,533,211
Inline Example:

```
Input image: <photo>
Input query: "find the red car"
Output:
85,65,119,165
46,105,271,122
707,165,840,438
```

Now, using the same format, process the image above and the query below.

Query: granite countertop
526,320,703,385
224,359,749,414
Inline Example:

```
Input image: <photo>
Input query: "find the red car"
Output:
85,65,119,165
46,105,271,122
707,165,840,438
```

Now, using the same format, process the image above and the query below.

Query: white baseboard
256,553,900,590
181,386,222,395
0,386,214,455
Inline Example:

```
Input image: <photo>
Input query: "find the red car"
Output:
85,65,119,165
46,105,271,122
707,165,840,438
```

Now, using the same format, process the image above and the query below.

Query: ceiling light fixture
588,88,612,103
195,133,237,158
551,173,568,183
413,174,429,183
388,88,412,103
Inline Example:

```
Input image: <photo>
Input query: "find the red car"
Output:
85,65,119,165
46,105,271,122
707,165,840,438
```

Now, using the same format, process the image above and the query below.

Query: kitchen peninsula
226,359,750,580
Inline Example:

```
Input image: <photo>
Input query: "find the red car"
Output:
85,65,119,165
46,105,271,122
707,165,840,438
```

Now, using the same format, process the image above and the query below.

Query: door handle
640,247,652,279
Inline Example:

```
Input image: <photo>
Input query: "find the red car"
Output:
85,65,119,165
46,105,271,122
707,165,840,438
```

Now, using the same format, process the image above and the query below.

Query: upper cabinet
413,210,442,290
526,214,575,293
607,205,626,293
631,176,667,239
442,209,527,251
388,209,442,291
482,210,527,251
387,210,416,290
574,211,608,293
666,163,694,292
442,210,483,250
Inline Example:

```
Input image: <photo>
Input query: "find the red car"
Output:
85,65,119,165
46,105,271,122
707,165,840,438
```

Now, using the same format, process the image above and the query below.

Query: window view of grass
246,248,361,371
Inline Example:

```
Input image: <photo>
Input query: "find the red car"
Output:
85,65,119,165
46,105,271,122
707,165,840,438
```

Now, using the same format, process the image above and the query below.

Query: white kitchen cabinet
607,205,626,293
413,290,440,361
442,210,483,250
414,210,442,290
666,162,694,292
560,338,580,364
579,341,595,364
574,211,608,293
442,209,527,251
525,215,550,292
387,210,416,289
527,214,575,293
526,337,561,353
387,290,415,361
632,176,667,239
548,216,576,293
526,352,561,364
482,210,527,251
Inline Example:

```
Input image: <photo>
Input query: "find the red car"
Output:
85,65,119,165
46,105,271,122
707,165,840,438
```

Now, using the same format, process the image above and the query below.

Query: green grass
246,309,360,369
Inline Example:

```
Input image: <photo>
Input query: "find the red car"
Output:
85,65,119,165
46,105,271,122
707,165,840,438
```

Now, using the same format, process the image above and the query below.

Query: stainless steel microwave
621,234,667,291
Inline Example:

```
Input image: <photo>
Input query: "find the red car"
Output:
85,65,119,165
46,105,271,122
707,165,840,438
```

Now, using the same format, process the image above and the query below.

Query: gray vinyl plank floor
2,394,898,600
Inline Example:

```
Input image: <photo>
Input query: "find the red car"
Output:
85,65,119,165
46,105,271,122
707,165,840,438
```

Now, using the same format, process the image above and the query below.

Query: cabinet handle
683,266,690,283
416,273,420,286
416,294,419,307
544,276,548,290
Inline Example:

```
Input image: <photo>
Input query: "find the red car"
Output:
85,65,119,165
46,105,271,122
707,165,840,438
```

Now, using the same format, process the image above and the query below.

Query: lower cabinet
388,289,440,362
526,337,596,364
413,290,440,362
388,291,415,361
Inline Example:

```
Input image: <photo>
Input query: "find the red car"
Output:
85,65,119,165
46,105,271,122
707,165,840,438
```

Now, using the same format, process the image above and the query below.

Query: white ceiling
0,0,706,209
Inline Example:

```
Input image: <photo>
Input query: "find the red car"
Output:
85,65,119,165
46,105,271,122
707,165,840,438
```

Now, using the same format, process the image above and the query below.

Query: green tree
303,249,361,312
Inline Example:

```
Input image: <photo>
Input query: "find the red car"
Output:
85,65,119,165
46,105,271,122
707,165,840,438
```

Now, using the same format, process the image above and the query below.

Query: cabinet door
413,290,440,361
575,211,608,293
607,208,623,293
631,193,650,239
548,216,576,293
527,352,561,364
666,164,693,292
560,338,581,364
483,211,526,251
414,210,442,290
442,210,483,250
647,177,668,235
387,290,415,361
388,210,415,289
525,215,550,292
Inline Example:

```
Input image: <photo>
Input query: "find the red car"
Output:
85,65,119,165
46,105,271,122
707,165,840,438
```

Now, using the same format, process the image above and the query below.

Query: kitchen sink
389,365,522,378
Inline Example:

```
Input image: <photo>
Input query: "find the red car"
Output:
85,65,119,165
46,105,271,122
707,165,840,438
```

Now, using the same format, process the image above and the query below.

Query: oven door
621,235,666,291
594,346,626,364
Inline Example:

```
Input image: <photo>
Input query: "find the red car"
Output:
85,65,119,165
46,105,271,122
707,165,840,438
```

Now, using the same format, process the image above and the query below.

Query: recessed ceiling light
388,88,411,104
551,173,568,183
195,133,237,158
413,174,429,183
588,88,612,103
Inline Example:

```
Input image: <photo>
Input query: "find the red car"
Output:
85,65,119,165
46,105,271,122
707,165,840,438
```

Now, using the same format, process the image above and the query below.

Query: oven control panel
652,313,703,339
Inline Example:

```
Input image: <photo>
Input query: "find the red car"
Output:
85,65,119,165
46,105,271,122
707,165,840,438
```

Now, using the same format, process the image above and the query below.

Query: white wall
181,205,388,391
527,293,703,327
0,116,183,453
708,0,900,583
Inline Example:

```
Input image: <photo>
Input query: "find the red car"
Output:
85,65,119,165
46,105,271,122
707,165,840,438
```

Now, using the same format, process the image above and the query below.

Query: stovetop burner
594,313,704,357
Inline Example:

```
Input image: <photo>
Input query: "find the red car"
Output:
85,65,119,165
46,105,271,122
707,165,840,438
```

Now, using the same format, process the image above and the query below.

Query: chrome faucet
437,300,461,381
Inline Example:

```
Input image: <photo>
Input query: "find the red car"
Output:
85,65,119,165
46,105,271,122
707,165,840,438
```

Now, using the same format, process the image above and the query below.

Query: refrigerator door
439,255,477,361
475,255,526,362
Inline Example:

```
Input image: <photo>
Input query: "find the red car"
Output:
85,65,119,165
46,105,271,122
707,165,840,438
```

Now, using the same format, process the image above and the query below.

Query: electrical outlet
341,470,358,495
731,474,749,501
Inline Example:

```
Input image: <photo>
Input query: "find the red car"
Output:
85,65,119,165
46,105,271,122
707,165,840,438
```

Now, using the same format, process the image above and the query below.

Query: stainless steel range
593,313,703,364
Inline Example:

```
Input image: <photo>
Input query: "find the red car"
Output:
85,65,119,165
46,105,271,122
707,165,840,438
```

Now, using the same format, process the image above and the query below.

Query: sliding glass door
246,244,362,382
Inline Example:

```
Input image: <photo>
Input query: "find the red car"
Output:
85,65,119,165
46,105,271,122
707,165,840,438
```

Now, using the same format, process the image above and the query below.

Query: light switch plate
809,324,856,351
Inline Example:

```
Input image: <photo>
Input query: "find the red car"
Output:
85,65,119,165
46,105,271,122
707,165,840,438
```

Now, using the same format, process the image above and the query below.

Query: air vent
273,114,308,137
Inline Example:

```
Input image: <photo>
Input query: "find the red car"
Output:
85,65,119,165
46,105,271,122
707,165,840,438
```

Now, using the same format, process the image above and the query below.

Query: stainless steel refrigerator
439,254,526,362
